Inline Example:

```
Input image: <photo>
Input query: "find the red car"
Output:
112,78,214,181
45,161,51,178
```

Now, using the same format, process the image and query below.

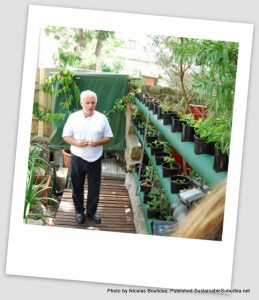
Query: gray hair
80,90,97,103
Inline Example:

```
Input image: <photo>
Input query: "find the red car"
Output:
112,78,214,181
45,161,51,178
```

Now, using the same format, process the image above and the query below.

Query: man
62,90,113,224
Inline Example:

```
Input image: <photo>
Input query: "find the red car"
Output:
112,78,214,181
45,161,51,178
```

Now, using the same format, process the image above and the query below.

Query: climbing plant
41,67,81,119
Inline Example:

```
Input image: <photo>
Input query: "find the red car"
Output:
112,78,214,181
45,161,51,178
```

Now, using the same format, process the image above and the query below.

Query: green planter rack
134,98,227,187
133,98,227,235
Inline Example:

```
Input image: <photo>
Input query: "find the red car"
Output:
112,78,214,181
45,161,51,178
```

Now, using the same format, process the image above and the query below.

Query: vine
42,67,81,116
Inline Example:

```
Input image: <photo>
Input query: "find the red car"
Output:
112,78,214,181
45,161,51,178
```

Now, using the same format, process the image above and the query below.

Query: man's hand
76,140,89,147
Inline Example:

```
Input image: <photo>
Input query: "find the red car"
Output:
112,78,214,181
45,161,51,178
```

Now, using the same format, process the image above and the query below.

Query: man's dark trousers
70,153,102,215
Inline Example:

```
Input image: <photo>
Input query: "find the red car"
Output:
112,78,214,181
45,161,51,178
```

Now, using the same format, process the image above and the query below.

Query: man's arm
63,136,112,147
88,136,113,147
63,136,88,147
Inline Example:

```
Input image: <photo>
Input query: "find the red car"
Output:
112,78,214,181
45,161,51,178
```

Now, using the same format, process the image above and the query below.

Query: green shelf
133,171,158,235
134,127,181,207
134,98,227,187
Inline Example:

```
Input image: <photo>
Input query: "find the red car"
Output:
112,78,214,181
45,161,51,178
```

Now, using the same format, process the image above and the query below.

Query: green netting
50,73,129,152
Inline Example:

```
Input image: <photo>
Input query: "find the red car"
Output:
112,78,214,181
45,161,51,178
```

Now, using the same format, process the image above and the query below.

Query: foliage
28,141,48,171
194,114,232,155
33,102,65,122
42,67,81,117
25,141,59,223
179,113,196,127
128,77,146,93
193,40,238,117
24,167,58,224
147,195,160,211
159,102,175,112
148,139,170,151
44,26,123,70
104,94,136,117
147,125,158,136
151,36,201,110
163,156,175,168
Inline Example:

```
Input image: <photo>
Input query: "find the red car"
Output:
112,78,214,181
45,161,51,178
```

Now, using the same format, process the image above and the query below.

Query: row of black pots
135,98,228,172
168,116,229,172
139,173,193,195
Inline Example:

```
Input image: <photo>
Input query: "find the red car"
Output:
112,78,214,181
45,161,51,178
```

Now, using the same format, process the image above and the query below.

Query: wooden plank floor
54,177,136,233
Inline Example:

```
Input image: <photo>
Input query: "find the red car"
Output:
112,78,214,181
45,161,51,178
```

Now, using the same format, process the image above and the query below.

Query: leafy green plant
147,195,160,211
24,168,58,224
159,102,175,112
194,114,232,155
174,178,186,184
104,94,136,117
147,125,158,137
33,102,65,122
163,156,175,168
148,139,170,151
28,141,48,172
42,67,81,116
143,164,154,181
179,113,195,127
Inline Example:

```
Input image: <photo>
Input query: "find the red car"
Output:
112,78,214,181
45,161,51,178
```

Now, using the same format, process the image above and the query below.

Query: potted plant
193,116,215,155
179,113,196,142
62,148,71,168
146,125,159,144
143,186,162,204
154,151,171,165
139,164,153,192
147,140,168,155
171,111,183,133
152,99,160,115
170,175,192,194
161,156,181,177
131,110,143,127
146,195,161,219
24,167,58,224
160,102,178,125
212,116,231,172
28,140,52,192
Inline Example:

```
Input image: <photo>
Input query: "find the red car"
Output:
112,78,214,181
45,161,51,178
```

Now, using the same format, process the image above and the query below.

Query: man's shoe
87,213,101,224
76,213,85,224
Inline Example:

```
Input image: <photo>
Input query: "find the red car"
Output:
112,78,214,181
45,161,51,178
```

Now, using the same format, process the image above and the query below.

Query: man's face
80,95,97,116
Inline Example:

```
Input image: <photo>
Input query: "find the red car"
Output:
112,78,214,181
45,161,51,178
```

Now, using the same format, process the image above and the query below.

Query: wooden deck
54,177,136,234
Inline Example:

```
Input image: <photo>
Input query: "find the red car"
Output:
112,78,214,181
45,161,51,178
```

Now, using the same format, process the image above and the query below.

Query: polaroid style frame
6,5,253,289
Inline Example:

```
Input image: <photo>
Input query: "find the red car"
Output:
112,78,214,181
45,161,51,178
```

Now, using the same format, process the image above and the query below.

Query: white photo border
6,5,253,289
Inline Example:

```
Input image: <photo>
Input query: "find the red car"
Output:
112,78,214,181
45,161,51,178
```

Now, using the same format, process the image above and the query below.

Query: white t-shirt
62,110,113,162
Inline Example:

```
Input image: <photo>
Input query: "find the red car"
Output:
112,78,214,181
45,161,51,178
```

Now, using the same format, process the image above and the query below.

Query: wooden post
38,68,48,136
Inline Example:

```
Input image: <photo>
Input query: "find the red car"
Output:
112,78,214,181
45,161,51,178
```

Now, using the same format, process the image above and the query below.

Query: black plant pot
132,117,141,127
170,175,192,194
143,191,152,204
147,208,161,219
138,127,145,136
162,111,178,125
205,142,215,156
135,92,144,101
171,117,183,133
181,123,195,142
194,134,207,155
157,105,163,120
152,102,159,115
149,145,164,156
161,162,181,177
147,100,155,110
154,152,171,165
140,180,153,192
213,147,229,172
146,135,159,144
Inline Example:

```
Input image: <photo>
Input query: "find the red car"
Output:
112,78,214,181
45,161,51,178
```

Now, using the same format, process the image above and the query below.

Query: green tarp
50,73,129,152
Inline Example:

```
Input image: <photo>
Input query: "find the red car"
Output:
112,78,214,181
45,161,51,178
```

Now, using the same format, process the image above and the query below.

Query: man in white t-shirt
62,90,113,224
